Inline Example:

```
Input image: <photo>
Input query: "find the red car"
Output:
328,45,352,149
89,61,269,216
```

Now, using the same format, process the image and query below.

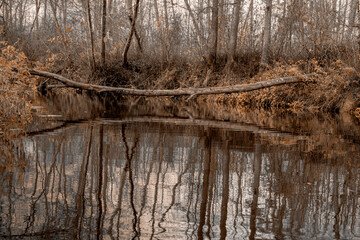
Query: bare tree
3,0,360,77
43,0,47,32
208,0,219,70
107,0,114,45
346,0,359,40
123,0,141,67
226,0,242,69
249,0,254,50
29,0,41,38
62,0,67,28
154,0,167,64
101,0,107,67
82,0,96,71
49,0,68,49
163,0,170,59
260,0,272,70
184,0,206,52
125,0,142,54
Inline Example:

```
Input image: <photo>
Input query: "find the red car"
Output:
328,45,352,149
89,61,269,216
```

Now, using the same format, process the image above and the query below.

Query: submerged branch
29,69,314,97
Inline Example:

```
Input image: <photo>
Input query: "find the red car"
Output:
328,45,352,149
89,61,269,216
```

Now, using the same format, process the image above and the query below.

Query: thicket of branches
0,0,359,74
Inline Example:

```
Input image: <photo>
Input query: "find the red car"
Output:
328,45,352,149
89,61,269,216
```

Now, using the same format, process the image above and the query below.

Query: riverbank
1,46,360,131
206,60,360,117
36,57,360,121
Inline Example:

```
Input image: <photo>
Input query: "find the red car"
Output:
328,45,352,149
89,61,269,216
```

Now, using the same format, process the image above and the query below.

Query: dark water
0,95,360,239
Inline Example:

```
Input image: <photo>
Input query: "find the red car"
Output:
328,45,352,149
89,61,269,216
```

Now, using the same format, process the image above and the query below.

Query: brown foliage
0,45,36,182
0,45,35,125
211,60,360,117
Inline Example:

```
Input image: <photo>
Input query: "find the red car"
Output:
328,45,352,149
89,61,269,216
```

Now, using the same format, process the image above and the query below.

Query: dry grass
0,45,36,127
209,60,360,118
43,53,360,120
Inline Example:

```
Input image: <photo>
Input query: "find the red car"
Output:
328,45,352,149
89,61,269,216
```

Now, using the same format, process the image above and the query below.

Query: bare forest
1,0,360,124
1,0,360,68
1,2,360,239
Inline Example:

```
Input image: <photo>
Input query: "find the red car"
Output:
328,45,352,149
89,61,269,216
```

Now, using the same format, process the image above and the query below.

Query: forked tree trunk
125,0,142,53
122,0,141,67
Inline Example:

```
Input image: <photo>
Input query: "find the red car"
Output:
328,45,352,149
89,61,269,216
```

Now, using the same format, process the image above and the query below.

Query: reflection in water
0,118,359,239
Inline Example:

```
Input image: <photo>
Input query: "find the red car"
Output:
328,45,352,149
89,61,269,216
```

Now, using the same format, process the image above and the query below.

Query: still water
0,95,360,239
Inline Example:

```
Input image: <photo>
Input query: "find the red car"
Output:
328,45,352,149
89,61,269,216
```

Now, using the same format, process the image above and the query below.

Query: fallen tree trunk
29,69,314,97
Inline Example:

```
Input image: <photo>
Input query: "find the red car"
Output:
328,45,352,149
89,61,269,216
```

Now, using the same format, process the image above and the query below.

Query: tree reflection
0,120,359,239
72,125,93,239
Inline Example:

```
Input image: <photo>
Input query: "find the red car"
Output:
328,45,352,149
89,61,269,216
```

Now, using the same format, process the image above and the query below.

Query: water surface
0,95,359,239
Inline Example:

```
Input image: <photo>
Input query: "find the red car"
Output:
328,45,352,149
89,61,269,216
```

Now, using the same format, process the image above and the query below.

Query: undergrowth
210,60,360,118
2,44,360,123
0,44,36,190
0,44,36,128
40,50,360,121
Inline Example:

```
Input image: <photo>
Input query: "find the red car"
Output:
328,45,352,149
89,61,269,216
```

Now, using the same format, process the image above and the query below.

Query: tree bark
82,0,96,71
29,69,313,97
260,0,272,70
107,0,113,45
62,0,67,28
226,0,242,69
101,0,107,67
163,0,170,60
208,0,219,70
43,0,47,33
346,0,358,40
249,0,254,51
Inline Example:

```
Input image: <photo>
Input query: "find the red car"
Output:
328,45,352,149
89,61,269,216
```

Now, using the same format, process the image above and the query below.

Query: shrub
0,44,36,126
0,44,36,182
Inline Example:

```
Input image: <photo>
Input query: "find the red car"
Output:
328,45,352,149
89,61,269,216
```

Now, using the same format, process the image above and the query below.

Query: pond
0,94,359,239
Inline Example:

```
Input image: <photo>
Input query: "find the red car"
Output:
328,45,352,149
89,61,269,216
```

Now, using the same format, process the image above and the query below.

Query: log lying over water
29,69,314,98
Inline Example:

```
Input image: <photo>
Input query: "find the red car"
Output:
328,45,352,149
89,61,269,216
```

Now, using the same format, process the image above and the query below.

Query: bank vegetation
1,0,360,126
